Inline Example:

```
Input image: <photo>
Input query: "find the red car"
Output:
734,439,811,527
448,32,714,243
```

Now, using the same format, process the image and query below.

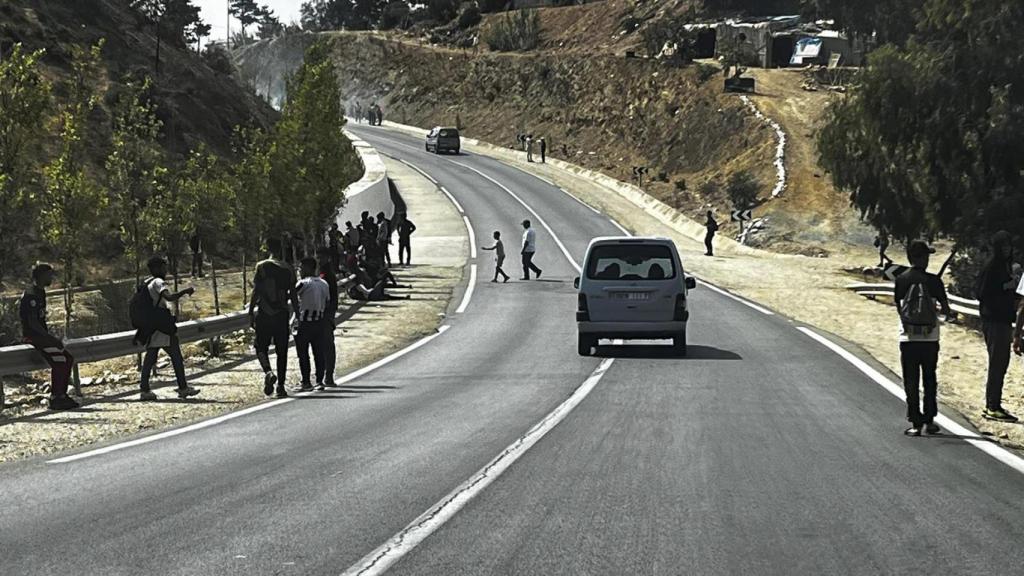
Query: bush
458,5,482,29
380,1,412,30
483,9,540,52
202,45,235,76
427,0,459,23
726,170,759,210
695,62,718,84
479,0,507,12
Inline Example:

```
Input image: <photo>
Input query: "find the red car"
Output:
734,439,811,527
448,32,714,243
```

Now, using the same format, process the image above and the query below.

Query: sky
194,0,304,41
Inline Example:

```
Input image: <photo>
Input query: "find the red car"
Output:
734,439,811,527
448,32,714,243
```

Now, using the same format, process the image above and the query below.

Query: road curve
2,124,1023,576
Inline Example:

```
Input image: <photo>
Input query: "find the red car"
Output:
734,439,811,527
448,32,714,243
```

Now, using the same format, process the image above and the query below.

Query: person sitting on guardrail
294,257,331,392
249,239,296,398
20,263,78,411
895,240,951,436
975,230,1019,423
136,256,201,402
318,250,339,388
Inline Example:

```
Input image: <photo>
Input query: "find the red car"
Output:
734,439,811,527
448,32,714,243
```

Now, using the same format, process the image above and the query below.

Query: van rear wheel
578,334,596,356
673,331,688,356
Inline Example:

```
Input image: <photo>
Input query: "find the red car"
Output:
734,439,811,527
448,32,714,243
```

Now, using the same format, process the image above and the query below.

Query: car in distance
574,237,696,356
425,126,461,154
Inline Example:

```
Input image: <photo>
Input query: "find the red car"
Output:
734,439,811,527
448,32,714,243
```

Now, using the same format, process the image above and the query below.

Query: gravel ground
0,158,466,463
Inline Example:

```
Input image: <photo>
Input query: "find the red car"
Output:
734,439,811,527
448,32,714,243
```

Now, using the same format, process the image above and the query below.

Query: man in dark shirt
318,250,339,387
894,240,951,436
397,215,417,266
248,238,297,398
976,230,1018,422
20,263,78,410
704,211,718,256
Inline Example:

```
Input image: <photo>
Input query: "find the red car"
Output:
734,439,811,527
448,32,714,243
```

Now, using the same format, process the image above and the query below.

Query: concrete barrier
340,129,393,224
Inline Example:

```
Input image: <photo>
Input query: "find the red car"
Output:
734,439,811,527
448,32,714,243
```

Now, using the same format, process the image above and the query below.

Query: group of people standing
481,219,543,283
516,134,547,164
352,102,383,126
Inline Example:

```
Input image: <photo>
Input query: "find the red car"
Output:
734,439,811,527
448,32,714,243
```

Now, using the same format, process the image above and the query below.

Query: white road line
440,186,464,214
340,357,616,576
608,218,630,235
563,188,601,214
451,160,581,273
49,326,452,464
697,280,775,316
399,158,438,185
463,216,477,258
455,265,477,314
798,327,1024,476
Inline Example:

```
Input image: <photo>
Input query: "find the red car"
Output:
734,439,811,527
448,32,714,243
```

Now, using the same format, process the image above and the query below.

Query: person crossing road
521,219,542,280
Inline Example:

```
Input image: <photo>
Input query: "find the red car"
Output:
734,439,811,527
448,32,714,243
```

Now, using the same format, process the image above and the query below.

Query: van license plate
614,292,649,301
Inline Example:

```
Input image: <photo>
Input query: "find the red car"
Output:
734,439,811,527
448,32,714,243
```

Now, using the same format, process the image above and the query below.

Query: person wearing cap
894,240,950,436
138,255,201,401
976,230,1018,422
19,263,79,410
521,219,542,280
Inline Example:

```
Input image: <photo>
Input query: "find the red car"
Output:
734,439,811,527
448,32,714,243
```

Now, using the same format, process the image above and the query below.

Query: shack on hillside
687,16,864,68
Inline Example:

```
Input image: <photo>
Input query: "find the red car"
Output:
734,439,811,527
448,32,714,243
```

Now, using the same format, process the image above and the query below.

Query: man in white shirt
139,255,200,401
294,257,331,391
521,219,543,280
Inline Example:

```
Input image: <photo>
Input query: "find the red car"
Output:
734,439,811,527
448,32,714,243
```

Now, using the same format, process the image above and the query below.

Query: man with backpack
248,238,297,398
704,211,719,257
975,230,1019,422
894,240,951,436
294,257,331,392
133,256,200,401
20,263,78,410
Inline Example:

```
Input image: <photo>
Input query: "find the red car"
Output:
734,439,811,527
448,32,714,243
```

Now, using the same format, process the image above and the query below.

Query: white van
574,237,696,356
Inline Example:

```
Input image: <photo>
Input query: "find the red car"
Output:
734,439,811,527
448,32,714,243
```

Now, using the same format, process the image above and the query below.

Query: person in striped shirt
294,257,331,391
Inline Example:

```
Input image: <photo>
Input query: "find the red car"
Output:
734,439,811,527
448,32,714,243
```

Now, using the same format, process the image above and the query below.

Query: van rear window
438,129,459,138
586,245,676,281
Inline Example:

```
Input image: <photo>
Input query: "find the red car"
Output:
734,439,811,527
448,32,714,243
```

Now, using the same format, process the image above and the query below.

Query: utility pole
226,0,231,48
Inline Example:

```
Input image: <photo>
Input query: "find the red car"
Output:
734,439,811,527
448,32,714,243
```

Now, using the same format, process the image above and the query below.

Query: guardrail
0,275,357,377
846,282,981,318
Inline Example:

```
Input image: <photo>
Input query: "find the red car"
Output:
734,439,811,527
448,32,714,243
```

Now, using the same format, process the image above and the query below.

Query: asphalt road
3,124,1024,576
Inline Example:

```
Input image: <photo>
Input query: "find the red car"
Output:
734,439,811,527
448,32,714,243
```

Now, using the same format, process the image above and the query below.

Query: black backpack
129,279,177,334
899,281,938,334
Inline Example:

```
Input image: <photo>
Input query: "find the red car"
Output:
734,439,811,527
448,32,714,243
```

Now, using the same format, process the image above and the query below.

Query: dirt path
0,158,466,463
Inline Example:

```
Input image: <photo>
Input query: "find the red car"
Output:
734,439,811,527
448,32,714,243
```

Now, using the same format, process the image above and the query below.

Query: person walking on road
521,219,542,280
482,231,510,283
20,263,78,410
397,216,417,266
894,240,950,436
137,256,201,401
248,239,296,398
976,230,1019,422
704,211,718,256
294,257,330,392
318,251,339,388
539,137,547,163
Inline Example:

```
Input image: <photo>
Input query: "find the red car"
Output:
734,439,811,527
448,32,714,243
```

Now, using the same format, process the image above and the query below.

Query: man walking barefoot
521,219,542,280
482,231,510,283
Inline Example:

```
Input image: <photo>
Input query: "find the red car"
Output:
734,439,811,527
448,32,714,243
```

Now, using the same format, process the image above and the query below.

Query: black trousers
141,335,188,392
982,320,1012,410
323,318,337,384
255,313,290,386
900,341,939,426
295,319,327,386
705,231,715,255
522,252,541,279
399,238,411,265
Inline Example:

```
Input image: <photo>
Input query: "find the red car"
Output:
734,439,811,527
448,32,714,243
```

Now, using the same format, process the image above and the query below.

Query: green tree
107,77,165,283
270,40,360,253
231,0,269,41
818,0,1024,249
726,170,759,212
0,44,52,287
801,0,917,46
258,9,284,39
379,1,411,29
229,125,273,303
38,41,108,346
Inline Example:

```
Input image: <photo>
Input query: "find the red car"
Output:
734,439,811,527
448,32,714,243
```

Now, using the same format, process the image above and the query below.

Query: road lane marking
398,158,438,185
697,280,775,316
440,186,464,214
563,188,602,214
463,216,477,258
340,357,616,576
798,327,1024,476
608,218,630,235
451,160,581,273
455,265,477,314
49,327,452,464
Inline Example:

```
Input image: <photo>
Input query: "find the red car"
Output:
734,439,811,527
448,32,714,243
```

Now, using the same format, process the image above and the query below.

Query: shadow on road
595,344,742,360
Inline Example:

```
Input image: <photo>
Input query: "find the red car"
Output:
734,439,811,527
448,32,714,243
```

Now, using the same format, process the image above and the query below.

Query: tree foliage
483,9,541,52
801,0,917,46
0,44,51,286
818,0,1024,247
726,170,759,211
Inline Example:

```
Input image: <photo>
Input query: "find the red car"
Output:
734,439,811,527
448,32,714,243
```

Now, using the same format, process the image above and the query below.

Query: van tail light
674,294,689,321
577,294,590,322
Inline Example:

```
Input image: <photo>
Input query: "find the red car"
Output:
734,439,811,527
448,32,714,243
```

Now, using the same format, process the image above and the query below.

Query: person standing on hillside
482,230,510,283
539,137,547,163
248,239,296,398
397,216,417,266
20,263,78,411
894,240,950,436
704,211,719,256
294,257,330,392
976,230,1019,422
521,219,542,280
138,256,201,401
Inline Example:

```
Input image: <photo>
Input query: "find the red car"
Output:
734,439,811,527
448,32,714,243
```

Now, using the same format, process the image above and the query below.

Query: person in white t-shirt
294,257,331,391
520,219,543,280
139,255,200,401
